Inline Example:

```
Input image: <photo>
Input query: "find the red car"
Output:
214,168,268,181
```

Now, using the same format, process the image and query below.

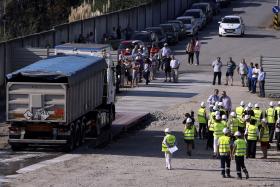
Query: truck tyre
65,123,75,152
75,121,81,148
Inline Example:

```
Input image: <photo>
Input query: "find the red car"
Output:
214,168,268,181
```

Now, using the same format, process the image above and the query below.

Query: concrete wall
54,24,69,45
69,21,83,42
94,15,107,43
83,18,95,38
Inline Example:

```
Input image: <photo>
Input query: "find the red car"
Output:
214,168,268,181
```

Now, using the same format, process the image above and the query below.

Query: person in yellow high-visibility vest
236,101,245,133
228,112,239,141
162,128,176,170
183,118,196,156
232,131,249,180
265,101,278,143
213,114,226,158
259,119,269,159
207,105,216,150
217,128,232,178
197,102,207,139
253,103,263,127
245,119,259,158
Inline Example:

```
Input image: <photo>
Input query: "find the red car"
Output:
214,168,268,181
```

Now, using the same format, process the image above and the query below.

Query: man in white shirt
251,63,260,93
170,55,180,83
258,67,265,97
237,59,248,87
212,57,223,85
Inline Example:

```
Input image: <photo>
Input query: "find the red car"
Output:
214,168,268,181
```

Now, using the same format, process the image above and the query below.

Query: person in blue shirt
247,63,254,92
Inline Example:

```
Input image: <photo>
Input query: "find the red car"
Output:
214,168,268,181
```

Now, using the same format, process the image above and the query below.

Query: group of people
117,43,181,90
161,88,280,179
211,57,266,97
186,37,201,65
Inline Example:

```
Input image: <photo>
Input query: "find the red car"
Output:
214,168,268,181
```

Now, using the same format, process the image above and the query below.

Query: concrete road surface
4,0,280,186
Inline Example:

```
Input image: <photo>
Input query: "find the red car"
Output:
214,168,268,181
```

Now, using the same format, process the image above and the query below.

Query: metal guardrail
260,56,280,98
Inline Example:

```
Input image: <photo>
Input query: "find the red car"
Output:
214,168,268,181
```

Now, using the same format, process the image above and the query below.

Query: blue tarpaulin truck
6,44,116,151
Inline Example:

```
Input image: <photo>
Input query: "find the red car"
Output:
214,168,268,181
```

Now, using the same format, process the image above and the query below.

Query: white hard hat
218,102,223,107
215,101,219,106
234,131,241,137
245,107,249,111
164,43,168,46
244,115,250,120
240,101,245,106
215,115,221,120
125,48,130,51
222,115,227,120
247,102,253,108
223,128,229,134
261,118,267,123
186,118,192,123
215,111,220,116
230,112,236,117
201,102,205,107
213,106,219,111
278,101,280,105
254,103,259,108
269,101,274,107
164,128,170,133
135,56,140,60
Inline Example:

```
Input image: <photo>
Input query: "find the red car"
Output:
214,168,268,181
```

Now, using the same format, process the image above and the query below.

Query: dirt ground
7,85,280,187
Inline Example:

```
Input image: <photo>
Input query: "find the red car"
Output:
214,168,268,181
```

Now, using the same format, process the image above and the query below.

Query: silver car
183,9,206,30
176,16,198,36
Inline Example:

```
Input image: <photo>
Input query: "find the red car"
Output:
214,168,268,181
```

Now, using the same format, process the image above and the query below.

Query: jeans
171,68,179,83
188,52,194,64
268,123,275,142
195,51,200,65
259,80,265,97
247,77,252,91
251,77,257,93
235,156,248,178
240,74,247,87
247,140,257,158
199,123,207,139
220,155,231,176
213,72,222,85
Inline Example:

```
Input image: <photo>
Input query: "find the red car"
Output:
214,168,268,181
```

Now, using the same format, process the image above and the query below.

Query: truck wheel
75,121,81,148
65,123,75,152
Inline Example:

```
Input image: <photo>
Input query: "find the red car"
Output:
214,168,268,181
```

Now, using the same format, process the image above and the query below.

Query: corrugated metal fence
260,56,280,98
0,0,192,87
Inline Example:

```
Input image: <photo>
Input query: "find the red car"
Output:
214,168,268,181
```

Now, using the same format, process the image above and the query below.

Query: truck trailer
6,44,116,151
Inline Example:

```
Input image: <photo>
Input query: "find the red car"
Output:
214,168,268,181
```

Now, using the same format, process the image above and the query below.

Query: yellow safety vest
253,109,262,121
276,106,280,118
247,124,257,141
260,126,269,142
229,118,239,134
236,106,244,118
184,125,195,140
162,134,176,152
214,121,225,138
219,135,230,154
266,108,276,124
234,138,246,156
197,107,207,124
208,112,215,131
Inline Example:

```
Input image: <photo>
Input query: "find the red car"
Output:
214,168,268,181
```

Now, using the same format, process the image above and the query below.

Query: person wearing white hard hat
243,104,255,117
245,118,259,158
218,101,227,117
217,128,232,178
222,114,228,127
232,131,249,180
253,103,263,127
236,101,245,132
162,128,176,170
275,119,280,151
228,112,239,136
207,106,217,150
244,114,251,130
197,102,207,139
213,115,226,158
183,118,196,156
259,119,269,159
265,101,278,143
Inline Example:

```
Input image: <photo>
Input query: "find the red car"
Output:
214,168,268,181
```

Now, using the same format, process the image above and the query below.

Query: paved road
2,0,280,186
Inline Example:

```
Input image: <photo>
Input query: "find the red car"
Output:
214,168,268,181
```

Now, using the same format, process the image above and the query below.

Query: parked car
198,0,220,15
130,31,159,49
191,3,213,23
145,27,167,47
167,20,187,40
218,15,245,37
176,16,198,36
159,23,179,45
183,9,206,30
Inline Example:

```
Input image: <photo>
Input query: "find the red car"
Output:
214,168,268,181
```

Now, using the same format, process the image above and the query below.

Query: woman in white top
194,37,201,65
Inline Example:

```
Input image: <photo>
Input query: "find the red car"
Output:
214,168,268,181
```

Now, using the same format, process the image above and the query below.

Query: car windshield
178,19,192,24
184,11,200,18
161,25,174,32
118,43,133,50
222,18,240,24
192,5,207,13
131,34,150,42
